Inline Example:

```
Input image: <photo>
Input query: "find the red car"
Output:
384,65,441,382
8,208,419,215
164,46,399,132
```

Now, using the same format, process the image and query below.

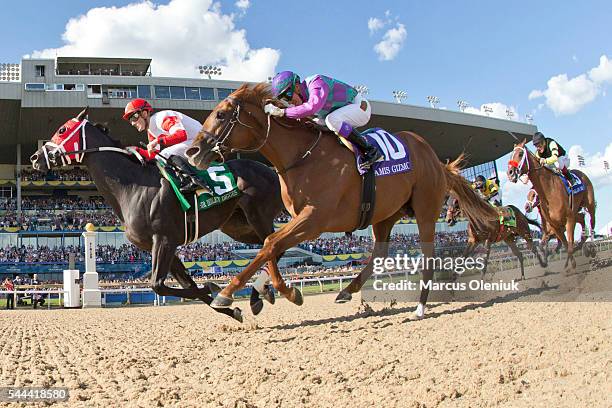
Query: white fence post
81,224,102,308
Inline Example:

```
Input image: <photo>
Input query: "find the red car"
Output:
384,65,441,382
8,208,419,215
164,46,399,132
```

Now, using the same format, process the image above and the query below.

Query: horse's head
525,189,538,213
30,107,91,172
445,195,461,226
186,83,271,169
507,138,528,183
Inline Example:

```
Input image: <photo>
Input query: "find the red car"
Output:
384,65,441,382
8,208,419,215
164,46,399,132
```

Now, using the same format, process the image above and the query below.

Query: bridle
206,97,323,173
40,120,138,169
508,145,544,184
207,97,271,162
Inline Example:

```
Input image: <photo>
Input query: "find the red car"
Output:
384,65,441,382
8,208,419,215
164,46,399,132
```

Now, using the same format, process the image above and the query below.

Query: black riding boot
344,129,383,170
168,155,209,193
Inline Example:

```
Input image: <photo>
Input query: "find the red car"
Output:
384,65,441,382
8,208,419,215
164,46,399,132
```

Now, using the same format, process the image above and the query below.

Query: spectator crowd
0,231,469,264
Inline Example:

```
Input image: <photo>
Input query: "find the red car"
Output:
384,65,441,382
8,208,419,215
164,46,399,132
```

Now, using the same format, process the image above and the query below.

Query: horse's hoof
250,299,264,316
233,307,243,323
211,294,234,309
204,282,222,293
262,284,275,305
335,290,352,304
290,287,303,306
415,303,426,319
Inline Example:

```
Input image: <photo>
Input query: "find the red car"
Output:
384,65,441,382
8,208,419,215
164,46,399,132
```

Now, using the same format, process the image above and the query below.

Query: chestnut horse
524,188,587,258
446,196,546,280
507,140,596,271
186,83,495,318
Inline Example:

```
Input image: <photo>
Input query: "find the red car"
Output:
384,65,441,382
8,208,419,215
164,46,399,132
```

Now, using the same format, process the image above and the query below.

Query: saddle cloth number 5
368,129,406,161
207,166,234,195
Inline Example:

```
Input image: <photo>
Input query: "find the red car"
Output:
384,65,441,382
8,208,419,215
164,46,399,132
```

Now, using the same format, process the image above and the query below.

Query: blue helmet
271,71,300,100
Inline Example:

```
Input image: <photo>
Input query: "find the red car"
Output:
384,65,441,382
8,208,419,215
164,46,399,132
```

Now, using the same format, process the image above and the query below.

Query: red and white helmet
123,98,153,120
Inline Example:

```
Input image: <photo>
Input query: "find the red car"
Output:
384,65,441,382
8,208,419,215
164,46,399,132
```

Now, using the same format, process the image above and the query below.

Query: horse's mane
232,82,273,107
90,122,123,148
232,83,329,134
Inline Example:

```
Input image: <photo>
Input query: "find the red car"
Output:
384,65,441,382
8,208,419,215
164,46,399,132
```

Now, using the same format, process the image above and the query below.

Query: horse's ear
77,106,89,122
521,138,527,146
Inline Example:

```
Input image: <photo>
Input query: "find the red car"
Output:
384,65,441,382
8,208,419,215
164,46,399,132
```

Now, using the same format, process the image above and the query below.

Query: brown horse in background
524,188,587,259
186,83,495,318
507,140,596,271
446,196,546,280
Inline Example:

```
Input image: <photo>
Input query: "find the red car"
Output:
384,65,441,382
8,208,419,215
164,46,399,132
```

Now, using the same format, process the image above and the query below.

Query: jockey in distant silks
473,175,501,206
532,131,573,186
123,98,207,193
264,71,383,171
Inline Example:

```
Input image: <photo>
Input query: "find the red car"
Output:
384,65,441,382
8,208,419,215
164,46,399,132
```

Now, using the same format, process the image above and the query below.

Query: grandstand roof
0,57,537,166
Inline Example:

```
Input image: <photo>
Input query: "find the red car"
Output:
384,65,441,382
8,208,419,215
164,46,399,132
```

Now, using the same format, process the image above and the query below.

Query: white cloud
463,102,520,121
373,23,407,61
25,0,278,82
572,55,578,62
529,55,612,116
368,17,385,34
589,55,612,83
235,0,249,16
529,73,599,115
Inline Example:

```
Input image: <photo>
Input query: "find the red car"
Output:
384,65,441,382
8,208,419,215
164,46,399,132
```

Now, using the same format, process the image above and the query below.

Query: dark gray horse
29,107,283,322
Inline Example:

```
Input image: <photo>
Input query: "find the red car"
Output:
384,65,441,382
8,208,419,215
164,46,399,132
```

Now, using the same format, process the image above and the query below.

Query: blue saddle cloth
558,171,586,195
352,128,412,176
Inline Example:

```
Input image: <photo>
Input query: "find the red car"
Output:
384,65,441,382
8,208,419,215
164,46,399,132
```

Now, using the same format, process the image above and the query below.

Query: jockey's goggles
128,111,142,123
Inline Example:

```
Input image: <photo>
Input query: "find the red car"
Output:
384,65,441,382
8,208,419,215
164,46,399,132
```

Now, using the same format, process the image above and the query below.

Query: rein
209,97,324,174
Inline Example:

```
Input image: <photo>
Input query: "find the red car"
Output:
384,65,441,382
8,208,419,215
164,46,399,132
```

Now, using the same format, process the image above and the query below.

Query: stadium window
154,85,170,99
35,65,45,77
217,88,235,100
185,87,200,100
24,83,45,91
199,87,214,100
170,86,186,99
137,85,151,99
87,85,102,98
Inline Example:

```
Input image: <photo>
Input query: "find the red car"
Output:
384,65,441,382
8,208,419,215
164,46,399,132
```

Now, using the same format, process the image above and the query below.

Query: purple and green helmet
271,71,300,100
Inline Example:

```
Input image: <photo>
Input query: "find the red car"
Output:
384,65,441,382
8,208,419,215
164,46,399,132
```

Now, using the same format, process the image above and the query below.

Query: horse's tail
444,155,498,231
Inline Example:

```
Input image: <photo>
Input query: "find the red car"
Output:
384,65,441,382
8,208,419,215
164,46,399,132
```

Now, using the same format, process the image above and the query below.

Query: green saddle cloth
497,206,517,228
156,160,241,212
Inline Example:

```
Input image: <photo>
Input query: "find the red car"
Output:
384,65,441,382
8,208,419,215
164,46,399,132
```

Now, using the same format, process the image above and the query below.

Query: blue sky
2,0,611,233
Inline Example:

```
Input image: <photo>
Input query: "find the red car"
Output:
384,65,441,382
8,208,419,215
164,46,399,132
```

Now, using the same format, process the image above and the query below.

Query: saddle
348,128,412,231
156,158,241,244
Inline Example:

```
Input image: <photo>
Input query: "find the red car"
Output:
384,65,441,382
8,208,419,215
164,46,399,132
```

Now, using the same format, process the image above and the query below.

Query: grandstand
0,57,538,280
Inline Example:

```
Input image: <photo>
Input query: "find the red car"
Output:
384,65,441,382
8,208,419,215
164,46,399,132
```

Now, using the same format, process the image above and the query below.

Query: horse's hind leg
335,211,402,303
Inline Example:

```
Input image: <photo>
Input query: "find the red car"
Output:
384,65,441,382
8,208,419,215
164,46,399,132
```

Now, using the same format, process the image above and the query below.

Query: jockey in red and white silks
123,99,202,161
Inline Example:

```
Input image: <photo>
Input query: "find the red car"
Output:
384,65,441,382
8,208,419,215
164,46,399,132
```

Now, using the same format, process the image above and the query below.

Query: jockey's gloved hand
264,104,285,117
539,158,547,165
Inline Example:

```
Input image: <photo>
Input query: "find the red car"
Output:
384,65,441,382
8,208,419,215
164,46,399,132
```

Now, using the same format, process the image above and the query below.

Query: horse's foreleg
481,239,492,279
565,218,577,272
169,256,241,321
213,212,320,308
507,239,525,280
149,236,242,321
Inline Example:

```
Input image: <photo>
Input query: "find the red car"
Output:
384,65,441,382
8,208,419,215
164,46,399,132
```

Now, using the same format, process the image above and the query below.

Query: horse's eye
58,127,66,134
216,111,226,120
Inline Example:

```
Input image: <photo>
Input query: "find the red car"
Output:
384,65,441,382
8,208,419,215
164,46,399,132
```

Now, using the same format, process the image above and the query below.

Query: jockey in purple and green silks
264,71,383,170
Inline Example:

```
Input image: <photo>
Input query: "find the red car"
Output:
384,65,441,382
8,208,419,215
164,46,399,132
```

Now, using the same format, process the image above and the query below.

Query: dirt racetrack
0,263,610,407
